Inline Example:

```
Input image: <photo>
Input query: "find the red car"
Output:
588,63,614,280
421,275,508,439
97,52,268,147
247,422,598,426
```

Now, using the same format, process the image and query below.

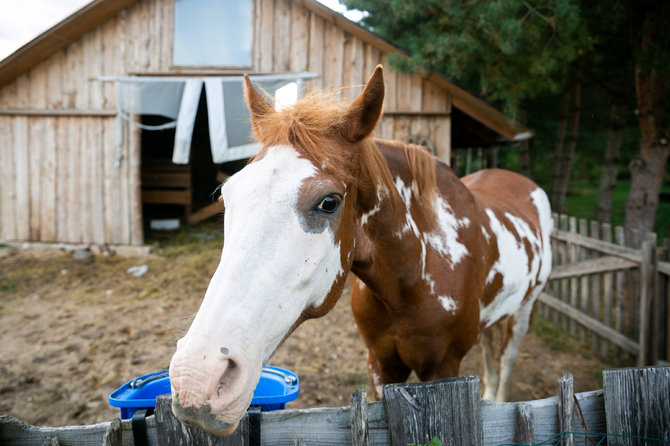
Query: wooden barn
0,0,530,248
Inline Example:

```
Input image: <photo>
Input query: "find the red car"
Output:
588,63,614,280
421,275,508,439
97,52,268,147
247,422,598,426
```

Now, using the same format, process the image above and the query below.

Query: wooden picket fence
2,366,669,445
537,213,670,366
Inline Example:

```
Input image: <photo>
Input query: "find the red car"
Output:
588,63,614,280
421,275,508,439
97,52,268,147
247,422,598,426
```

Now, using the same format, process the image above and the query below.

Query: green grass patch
531,315,579,354
562,179,670,240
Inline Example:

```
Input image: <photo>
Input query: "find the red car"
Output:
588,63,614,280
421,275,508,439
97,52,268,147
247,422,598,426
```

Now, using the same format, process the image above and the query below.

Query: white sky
0,0,363,62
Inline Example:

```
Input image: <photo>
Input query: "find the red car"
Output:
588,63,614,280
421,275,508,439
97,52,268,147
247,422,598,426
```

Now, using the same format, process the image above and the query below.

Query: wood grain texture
603,366,670,445
383,375,483,446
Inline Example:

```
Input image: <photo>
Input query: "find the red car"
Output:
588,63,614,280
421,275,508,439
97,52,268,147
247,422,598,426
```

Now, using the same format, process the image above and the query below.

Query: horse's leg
495,300,535,402
366,348,411,400
479,331,499,401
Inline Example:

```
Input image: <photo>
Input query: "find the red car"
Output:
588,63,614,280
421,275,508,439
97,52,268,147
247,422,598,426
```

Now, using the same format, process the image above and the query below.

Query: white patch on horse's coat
371,372,383,398
361,185,386,226
394,177,421,238
479,188,552,328
438,295,457,313
425,195,470,268
481,226,491,242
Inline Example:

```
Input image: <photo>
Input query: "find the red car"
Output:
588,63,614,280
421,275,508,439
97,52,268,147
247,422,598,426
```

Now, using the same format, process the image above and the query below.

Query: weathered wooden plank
568,217,578,336
638,240,657,366
55,116,69,242
0,415,115,446
0,108,117,116
351,388,369,446
14,116,30,240
0,116,17,240
514,404,534,445
384,376,483,446
155,395,248,445
307,13,325,91
273,0,291,72
557,372,574,446
549,256,638,280
92,118,107,244
289,2,309,73
538,292,640,354
577,218,589,341
40,117,57,241
259,0,275,72
128,122,143,245
603,366,670,445
481,390,606,445
322,23,344,89
552,228,643,263
590,221,601,353
601,222,614,357
28,116,43,240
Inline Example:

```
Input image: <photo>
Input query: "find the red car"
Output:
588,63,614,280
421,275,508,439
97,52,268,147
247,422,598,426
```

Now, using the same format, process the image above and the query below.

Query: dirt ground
0,226,613,428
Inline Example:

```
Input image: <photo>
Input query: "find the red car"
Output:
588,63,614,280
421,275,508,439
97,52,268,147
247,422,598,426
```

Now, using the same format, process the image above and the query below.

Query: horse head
168,67,386,435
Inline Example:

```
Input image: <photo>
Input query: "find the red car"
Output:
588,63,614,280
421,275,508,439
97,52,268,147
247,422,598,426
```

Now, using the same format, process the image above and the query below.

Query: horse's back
462,169,546,225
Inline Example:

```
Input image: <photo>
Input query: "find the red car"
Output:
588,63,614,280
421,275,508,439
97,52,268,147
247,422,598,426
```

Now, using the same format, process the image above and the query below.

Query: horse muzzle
169,343,255,436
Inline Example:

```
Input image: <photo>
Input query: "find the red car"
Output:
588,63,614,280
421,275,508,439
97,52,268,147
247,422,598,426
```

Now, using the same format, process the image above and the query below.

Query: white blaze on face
480,188,552,327
171,145,344,420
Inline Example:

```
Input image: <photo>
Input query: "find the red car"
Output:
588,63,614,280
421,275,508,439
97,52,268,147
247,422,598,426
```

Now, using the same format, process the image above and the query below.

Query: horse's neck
351,139,483,301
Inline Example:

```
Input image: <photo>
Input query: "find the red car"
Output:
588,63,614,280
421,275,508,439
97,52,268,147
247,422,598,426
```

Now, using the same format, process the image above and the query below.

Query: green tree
343,0,590,116
621,0,670,234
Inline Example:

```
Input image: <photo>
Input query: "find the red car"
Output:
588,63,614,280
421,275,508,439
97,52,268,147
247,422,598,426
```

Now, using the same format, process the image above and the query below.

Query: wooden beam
538,292,640,355
0,0,138,87
552,229,643,263
382,110,451,117
187,201,223,225
549,256,638,280
0,108,116,117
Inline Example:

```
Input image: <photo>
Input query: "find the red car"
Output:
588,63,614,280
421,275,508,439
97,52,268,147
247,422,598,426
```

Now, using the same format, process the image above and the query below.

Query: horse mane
250,89,437,216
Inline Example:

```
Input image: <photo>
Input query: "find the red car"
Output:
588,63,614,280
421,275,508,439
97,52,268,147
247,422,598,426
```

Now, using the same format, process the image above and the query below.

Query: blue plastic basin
109,366,299,419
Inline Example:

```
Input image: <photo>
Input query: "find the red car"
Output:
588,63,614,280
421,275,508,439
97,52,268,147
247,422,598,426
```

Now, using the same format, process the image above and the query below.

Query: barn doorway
139,86,227,229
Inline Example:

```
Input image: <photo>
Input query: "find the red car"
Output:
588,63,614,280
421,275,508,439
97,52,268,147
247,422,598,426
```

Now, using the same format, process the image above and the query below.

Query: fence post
383,375,483,446
351,388,369,446
557,372,574,446
514,404,534,445
155,394,249,445
603,366,670,445
638,240,657,367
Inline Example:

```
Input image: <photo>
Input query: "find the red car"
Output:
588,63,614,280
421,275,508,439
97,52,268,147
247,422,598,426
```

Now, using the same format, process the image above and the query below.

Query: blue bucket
109,366,299,419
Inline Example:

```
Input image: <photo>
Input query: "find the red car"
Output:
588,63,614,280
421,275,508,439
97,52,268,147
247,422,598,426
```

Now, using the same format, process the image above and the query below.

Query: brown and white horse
168,66,552,435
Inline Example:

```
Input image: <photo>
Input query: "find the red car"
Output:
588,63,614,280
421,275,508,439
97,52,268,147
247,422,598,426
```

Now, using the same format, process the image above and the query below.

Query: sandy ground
0,232,612,428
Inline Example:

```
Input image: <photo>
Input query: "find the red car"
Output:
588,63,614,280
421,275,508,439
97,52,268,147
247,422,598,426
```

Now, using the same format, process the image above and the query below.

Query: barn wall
0,0,452,245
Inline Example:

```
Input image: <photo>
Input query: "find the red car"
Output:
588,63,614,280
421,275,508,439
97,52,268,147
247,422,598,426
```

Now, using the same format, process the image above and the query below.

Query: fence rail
538,214,670,365
2,367,669,445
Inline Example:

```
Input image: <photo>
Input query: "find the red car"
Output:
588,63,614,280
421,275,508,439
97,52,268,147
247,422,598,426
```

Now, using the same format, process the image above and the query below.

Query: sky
0,0,363,62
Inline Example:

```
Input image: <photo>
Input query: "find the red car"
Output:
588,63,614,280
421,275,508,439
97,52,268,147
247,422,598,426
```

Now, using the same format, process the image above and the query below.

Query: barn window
173,0,253,67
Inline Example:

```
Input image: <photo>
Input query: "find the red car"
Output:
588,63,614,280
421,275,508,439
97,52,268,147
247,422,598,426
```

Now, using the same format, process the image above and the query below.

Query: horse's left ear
339,65,384,142
244,74,275,136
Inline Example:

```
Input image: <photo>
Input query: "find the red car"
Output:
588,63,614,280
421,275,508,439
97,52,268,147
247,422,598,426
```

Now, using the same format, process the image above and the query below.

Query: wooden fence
538,214,670,366
2,366,669,445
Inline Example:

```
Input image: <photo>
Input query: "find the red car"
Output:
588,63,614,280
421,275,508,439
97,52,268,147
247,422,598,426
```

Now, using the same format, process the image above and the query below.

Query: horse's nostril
216,358,243,399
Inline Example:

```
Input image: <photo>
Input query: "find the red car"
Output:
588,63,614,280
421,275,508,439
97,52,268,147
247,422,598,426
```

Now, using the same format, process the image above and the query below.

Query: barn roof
0,0,531,144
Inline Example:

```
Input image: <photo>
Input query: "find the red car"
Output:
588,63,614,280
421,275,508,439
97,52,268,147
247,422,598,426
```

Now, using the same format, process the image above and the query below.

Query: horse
168,66,553,436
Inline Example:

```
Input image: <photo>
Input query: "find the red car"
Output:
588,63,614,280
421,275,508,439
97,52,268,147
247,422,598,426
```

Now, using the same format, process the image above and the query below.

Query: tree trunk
624,66,670,234
551,82,581,213
594,102,625,223
549,88,571,209
518,107,531,177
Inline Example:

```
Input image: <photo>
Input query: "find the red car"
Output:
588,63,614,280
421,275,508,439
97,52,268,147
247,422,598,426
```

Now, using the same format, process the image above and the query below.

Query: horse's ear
244,74,275,131
339,65,385,142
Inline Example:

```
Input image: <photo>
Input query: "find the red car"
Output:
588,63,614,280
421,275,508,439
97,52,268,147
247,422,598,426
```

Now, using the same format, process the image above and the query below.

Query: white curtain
109,73,315,165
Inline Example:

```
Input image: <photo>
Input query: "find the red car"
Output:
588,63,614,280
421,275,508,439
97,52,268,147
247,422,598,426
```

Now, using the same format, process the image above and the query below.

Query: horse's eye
316,195,341,214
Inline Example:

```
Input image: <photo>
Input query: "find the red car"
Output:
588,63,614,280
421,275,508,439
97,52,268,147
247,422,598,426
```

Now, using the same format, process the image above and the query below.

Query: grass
562,179,670,240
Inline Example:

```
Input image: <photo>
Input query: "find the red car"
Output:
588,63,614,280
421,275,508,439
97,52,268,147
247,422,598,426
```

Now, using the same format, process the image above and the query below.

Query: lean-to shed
0,0,530,248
